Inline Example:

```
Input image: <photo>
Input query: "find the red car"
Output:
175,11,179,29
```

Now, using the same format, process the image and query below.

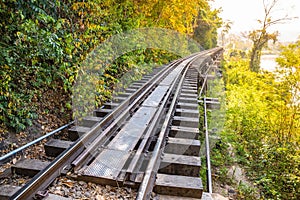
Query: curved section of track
9,47,223,200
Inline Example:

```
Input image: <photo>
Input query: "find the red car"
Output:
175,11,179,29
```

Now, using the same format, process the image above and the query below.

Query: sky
210,0,300,42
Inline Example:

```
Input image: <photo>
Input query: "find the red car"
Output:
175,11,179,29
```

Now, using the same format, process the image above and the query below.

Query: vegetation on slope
219,43,300,199
0,0,221,132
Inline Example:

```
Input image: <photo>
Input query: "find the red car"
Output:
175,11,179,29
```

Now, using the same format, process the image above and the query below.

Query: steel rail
136,54,201,200
71,58,188,169
123,51,217,182
129,49,222,177
71,51,203,170
136,47,223,199
10,56,187,200
125,55,201,182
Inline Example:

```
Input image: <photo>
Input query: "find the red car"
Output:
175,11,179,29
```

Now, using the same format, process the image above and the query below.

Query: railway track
0,47,223,200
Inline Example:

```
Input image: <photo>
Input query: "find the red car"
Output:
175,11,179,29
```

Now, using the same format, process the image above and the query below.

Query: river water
260,54,279,72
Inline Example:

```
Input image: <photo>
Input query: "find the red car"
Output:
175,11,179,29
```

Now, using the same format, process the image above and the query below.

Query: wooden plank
0,185,20,200
44,139,74,157
180,93,198,98
159,154,201,177
79,116,103,127
181,89,197,94
93,109,112,117
68,126,91,141
179,97,198,104
118,92,132,97
125,88,137,93
169,126,199,139
182,86,197,90
157,195,201,200
172,116,198,128
175,108,199,118
11,159,50,177
154,174,203,198
164,137,200,156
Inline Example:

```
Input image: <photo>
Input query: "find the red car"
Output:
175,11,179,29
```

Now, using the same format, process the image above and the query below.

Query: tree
220,20,232,47
249,0,292,72
193,5,222,49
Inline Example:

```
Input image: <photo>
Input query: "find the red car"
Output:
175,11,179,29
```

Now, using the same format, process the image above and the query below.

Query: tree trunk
249,46,262,72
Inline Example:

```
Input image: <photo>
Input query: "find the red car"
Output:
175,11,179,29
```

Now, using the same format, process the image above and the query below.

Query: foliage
0,0,221,132
0,0,77,131
193,6,222,49
223,50,300,199
136,0,222,49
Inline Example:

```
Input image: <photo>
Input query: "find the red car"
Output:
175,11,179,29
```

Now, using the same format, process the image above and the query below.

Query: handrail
199,75,208,97
203,97,213,193
0,121,74,163
199,51,223,194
